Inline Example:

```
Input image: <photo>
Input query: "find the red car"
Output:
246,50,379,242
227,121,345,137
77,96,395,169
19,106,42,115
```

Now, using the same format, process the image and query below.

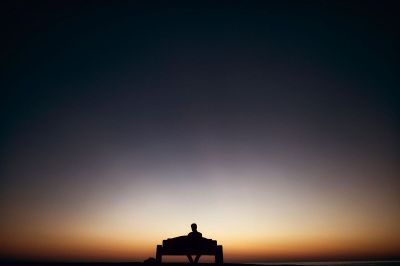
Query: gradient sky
1,1,399,262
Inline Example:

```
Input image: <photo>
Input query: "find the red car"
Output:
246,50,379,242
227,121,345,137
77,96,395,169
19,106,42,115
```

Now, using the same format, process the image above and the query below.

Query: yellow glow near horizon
1,163,400,261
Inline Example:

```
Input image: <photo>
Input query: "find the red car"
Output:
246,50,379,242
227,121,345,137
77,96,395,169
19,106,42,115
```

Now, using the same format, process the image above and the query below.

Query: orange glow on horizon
2,146,399,262
2,218,400,262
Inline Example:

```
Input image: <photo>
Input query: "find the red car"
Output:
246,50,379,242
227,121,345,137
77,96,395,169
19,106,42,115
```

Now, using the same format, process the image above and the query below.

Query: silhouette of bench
156,236,223,264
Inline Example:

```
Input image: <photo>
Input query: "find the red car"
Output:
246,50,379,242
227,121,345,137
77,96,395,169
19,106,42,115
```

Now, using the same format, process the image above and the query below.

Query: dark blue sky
2,0,399,185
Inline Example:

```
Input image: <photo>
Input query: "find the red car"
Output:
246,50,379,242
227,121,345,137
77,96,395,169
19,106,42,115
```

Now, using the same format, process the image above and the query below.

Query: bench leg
186,255,201,264
156,245,162,263
187,255,194,263
215,246,223,264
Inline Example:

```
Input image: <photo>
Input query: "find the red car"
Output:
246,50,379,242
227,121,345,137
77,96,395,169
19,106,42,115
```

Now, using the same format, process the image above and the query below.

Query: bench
156,236,223,264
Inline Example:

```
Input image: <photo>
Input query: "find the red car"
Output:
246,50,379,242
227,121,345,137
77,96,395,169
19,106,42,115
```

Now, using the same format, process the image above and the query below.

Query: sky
1,0,399,263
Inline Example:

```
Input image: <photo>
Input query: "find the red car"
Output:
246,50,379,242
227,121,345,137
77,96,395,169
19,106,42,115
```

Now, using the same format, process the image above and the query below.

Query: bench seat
156,236,223,263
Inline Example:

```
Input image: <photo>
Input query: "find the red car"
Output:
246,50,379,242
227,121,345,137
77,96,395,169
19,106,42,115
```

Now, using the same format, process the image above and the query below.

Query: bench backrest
162,236,218,254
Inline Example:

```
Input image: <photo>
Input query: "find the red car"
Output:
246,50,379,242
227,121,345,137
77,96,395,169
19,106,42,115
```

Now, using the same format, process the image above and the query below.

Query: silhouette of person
187,223,202,263
188,223,202,239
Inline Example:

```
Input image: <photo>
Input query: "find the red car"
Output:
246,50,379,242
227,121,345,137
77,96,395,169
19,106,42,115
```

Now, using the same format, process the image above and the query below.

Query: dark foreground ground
1,262,400,266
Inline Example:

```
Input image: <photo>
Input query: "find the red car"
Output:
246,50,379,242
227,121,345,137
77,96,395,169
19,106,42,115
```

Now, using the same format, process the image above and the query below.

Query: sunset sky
1,1,399,262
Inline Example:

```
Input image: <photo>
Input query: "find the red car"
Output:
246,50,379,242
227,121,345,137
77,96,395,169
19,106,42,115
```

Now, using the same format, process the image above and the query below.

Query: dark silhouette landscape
155,223,223,264
3,261,400,266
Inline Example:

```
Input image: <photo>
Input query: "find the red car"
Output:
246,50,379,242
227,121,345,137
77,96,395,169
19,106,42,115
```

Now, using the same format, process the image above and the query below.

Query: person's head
191,223,197,232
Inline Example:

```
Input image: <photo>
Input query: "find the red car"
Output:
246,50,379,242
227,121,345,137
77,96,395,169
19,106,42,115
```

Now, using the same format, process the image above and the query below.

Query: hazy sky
1,1,399,262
